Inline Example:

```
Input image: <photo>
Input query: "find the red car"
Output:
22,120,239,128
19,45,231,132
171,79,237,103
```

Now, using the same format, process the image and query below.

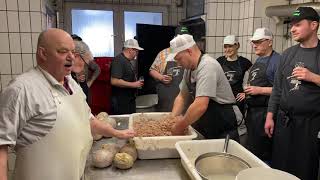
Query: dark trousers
245,107,272,161
272,109,320,180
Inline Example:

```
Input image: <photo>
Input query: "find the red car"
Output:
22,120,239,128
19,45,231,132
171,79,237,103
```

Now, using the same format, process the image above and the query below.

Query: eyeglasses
79,54,90,66
71,34,82,41
224,44,237,48
250,39,269,45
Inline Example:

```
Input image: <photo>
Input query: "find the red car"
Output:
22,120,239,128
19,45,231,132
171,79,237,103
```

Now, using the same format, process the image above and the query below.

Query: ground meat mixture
133,115,187,137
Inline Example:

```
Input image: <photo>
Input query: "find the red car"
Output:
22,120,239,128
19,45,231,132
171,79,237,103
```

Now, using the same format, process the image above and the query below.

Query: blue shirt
255,51,281,84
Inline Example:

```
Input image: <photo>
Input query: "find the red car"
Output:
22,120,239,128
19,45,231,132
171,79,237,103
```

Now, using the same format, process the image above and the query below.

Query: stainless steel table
84,115,190,180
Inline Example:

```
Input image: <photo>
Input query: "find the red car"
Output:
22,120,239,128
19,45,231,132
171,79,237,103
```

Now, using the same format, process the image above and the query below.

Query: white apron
14,87,93,180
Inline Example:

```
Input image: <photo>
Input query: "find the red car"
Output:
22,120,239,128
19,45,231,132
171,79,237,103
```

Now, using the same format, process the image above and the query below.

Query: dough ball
92,149,114,168
107,117,117,128
113,153,134,169
96,112,109,121
101,143,119,155
93,134,103,141
120,144,137,161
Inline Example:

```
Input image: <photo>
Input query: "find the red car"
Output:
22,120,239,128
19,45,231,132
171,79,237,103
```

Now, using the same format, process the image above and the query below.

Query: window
72,9,114,57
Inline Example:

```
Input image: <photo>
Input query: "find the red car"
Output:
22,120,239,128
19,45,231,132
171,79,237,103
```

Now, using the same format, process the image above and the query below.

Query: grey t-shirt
180,54,237,104
180,54,244,133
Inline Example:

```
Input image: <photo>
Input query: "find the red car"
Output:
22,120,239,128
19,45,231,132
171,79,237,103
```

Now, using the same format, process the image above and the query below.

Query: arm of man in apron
90,116,135,139
171,76,191,116
171,90,190,116
0,145,8,180
244,86,272,95
149,70,172,84
171,96,209,135
265,55,286,137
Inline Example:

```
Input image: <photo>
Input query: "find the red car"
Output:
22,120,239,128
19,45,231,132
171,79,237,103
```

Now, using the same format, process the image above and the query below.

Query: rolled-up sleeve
0,84,25,146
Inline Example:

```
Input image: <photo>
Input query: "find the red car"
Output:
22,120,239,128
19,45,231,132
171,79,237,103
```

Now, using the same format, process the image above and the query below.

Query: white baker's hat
123,39,144,50
166,34,196,61
250,27,273,41
224,35,238,45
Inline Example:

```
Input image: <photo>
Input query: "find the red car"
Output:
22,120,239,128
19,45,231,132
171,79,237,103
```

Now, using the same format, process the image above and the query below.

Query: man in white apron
0,28,134,180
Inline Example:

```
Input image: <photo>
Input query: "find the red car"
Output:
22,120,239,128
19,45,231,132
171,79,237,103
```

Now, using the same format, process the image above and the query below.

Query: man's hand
171,116,188,135
292,67,318,83
264,112,275,138
236,93,245,102
160,75,172,84
244,86,262,95
115,129,135,139
132,81,144,88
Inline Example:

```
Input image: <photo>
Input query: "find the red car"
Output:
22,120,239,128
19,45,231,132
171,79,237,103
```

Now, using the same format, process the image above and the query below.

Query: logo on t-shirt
225,71,236,82
250,68,260,81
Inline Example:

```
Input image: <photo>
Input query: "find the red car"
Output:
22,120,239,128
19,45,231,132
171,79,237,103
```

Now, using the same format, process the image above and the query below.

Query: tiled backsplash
0,0,51,91
205,0,320,62
205,0,255,60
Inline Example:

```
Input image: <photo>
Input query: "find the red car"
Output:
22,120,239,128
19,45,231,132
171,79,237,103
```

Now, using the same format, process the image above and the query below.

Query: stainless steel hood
265,2,320,24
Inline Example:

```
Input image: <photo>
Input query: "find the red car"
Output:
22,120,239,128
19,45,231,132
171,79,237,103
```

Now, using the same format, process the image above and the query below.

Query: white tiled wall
206,0,256,60
0,0,53,92
205,0,320,63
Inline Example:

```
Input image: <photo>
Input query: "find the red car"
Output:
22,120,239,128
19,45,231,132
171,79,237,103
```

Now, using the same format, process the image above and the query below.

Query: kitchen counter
83,115,191,180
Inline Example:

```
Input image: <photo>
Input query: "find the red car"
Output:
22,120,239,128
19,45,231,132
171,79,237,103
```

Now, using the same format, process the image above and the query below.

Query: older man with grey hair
0,28,134,180
244,27,281,162
72,34,101,103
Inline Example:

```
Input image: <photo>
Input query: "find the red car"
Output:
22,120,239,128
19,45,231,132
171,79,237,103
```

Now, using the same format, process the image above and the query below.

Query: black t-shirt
268,42,320,115
217,56,252,94
110,53,136,99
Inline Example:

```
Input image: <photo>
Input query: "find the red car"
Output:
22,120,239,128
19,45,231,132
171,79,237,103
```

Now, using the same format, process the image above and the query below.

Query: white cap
224,35,238,45
123,39,144,50
250,27,273,41
166,34,196,61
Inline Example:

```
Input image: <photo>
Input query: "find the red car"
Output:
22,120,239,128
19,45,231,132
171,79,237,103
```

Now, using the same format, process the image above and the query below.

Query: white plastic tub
175,139,269,180
129,112,197,159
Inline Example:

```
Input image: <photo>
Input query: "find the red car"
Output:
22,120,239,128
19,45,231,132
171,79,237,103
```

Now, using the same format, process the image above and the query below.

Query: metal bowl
195,152,251,180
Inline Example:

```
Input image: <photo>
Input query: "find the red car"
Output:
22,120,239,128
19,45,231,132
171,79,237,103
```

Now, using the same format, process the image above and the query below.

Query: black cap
291,7,319,23
175,26,189,36
71,34,82,41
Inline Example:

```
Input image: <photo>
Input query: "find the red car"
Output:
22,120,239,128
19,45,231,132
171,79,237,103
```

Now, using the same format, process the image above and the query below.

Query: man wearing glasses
244,27,280,162
110,39,144,115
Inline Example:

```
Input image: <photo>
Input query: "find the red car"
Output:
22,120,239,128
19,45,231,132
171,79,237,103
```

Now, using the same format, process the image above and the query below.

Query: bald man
0,28,134,180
